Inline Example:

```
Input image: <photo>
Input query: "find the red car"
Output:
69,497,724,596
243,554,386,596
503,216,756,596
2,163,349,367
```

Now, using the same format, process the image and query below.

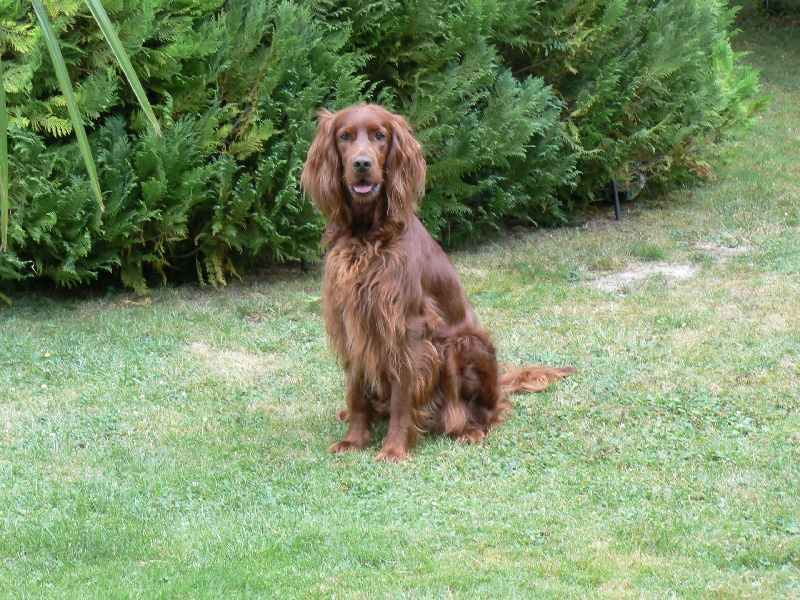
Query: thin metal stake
612,180,621,221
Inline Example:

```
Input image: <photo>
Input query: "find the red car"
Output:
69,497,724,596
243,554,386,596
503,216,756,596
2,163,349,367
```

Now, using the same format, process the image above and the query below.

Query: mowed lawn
1,12,798,600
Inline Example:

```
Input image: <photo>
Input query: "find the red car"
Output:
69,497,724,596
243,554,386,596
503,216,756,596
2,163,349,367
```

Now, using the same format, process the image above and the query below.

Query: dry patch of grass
590,262,699,293
188,340,276,381
694,240,754,260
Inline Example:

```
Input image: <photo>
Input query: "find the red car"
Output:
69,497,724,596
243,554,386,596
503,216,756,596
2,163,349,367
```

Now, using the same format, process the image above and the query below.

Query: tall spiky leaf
84,0,161,137
31,0,104,212
0,56,8,252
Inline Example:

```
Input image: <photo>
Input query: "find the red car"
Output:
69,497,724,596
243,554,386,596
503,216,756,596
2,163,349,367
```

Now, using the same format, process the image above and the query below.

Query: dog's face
333,105,393,205
302,103,427,222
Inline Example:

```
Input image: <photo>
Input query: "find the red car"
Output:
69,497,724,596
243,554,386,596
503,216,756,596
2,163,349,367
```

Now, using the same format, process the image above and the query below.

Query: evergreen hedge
759,0,800,15
502,1,763,201
0,0,760,291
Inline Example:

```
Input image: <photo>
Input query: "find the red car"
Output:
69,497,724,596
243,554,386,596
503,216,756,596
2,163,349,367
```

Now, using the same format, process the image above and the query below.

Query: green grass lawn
2,11,799,599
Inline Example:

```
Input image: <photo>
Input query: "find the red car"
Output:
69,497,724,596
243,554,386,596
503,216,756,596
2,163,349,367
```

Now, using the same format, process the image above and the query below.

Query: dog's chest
321,236,438,401
323,238,411,369
324,239,403,315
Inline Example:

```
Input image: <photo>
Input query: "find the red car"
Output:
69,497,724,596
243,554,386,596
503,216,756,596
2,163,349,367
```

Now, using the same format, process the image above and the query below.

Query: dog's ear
301,109,344,219
385,113,426,218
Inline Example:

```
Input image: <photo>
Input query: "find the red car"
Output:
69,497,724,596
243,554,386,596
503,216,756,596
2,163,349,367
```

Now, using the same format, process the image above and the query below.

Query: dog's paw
329,439,367,453
455,428,487,445
374,445,407,463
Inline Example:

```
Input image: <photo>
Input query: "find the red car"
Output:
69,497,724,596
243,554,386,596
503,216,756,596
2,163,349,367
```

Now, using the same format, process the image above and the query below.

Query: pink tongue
354,184,374,194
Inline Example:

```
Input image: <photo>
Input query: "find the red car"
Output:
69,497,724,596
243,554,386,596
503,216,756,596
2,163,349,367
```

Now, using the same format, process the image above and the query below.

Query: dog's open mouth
349,183,381,197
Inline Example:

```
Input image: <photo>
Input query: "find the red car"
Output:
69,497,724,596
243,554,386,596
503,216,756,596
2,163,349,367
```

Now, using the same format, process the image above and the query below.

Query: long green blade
0,56,8,252
31,0,104,211
84,0,161,136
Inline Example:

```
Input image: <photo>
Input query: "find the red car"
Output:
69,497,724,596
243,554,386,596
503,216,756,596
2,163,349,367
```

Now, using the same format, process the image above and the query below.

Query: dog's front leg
375,381,418,462
329,377,372,453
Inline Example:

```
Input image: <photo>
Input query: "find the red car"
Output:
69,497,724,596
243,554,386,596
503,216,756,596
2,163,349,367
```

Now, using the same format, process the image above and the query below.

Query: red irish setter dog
302,104,574,462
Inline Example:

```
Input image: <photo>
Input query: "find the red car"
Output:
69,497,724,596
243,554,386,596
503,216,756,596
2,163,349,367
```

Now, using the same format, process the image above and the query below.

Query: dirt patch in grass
694,240,754,260
188,340,275,381
591,263,700,293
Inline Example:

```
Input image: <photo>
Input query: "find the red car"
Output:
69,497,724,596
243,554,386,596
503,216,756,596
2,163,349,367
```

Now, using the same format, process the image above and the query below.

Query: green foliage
333,0,574,241
756,0,800,15
0,55,8,253
30,0,104,210
1,0,365,289
500,0,762,200
0,0,760,290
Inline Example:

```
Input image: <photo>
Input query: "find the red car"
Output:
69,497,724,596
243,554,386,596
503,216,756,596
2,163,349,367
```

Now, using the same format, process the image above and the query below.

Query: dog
301,104,574,461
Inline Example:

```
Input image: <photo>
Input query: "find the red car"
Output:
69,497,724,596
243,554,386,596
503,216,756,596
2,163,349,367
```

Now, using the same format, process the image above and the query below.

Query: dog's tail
500,364,576,394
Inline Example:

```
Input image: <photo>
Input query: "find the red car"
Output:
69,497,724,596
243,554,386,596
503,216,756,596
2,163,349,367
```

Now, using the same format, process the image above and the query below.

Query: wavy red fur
301,104,574,461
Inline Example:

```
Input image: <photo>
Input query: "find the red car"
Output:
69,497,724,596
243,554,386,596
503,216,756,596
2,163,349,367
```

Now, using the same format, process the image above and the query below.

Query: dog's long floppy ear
301,109,343,219
385,113,427,218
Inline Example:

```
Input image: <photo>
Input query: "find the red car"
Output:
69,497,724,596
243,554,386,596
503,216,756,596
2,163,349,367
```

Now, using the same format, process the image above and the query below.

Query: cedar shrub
0,0,760,290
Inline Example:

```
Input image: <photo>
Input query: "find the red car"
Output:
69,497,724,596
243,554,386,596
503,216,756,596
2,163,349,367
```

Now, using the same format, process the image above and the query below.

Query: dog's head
302,104,426,223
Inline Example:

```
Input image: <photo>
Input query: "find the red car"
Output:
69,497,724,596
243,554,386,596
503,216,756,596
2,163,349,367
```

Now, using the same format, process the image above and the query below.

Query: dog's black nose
353,156,372,173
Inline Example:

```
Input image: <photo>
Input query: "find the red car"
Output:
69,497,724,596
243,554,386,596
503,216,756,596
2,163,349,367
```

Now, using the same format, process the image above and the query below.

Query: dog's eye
339,132,350,141
374,131,386,141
